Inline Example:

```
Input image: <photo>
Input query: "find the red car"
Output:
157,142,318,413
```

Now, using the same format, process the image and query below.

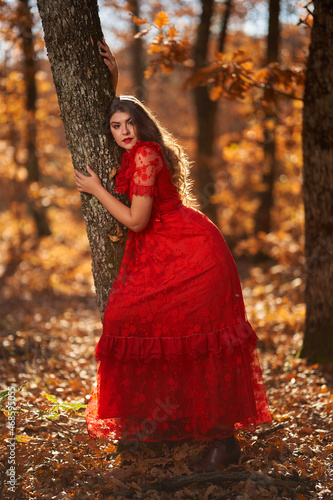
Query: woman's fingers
74,167,101,195
100,50,116,64
99,41,116,61
100,40,111,54
74,170,82,189
99,39,118,92
74,169,84,180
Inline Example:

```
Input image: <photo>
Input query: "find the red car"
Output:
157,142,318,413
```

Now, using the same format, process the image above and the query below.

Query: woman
74,40,272,472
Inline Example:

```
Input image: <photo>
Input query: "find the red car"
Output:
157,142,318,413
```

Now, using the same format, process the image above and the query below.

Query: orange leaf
104,443,117,453
131,15,148,26
167,26,178,40
148,43,164,55
161,63,173,75
108,234,120,242
209,85,223,101
109,167,117,179
144,67,154,79
116,223,124,237
154,11,169,29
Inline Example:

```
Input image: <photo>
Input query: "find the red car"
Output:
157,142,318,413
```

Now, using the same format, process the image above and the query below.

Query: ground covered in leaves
0,198,332,500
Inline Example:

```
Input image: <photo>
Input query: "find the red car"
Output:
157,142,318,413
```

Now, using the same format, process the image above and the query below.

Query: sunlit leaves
132,11,305,105
184,50,305,103
129,10,190,79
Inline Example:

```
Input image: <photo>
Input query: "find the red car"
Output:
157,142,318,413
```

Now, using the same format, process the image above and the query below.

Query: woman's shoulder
131,140,162,157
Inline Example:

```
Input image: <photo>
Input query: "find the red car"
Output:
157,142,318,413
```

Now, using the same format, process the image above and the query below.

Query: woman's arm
74,166,153,232
100,39,118,94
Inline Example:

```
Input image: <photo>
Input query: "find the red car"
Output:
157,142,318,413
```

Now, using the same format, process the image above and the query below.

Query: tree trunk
128,0,146,102
193,0,232,227
217,0,232,53
254,0,280,235
17,0,51,237
37,0,127,318
300,0,333,364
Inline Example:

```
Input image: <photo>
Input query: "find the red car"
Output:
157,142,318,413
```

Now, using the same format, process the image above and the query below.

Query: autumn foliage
131,11,304,104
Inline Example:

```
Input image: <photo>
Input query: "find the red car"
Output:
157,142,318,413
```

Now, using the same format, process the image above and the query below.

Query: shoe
190,435,241,472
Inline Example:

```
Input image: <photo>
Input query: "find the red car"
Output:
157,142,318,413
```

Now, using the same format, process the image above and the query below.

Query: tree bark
254,0,280,236
300,0,333,364
17,0,51,237
128,0,146,102
193,0,232,227
37,0,128,318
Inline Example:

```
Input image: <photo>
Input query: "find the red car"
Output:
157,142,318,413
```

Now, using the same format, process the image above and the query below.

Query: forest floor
0,198,333,500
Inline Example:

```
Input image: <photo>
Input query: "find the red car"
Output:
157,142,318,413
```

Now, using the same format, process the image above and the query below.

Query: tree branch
255,83,304,101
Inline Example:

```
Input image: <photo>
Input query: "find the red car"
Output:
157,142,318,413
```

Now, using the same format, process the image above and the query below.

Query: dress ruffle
95,321,258,363
131,182,158,197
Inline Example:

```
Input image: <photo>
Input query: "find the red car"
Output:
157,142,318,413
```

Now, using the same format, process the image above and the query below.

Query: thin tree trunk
128,0,145,102
300,0,333,364
193,0,232,227
17,0,51,237
37,0,127,318
217,0,232,53
254,0,280,235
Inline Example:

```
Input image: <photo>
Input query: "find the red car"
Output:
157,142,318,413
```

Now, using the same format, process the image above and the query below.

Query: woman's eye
112,125,119,129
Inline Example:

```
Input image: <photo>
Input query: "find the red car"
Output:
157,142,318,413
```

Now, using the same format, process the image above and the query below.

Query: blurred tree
36,0,126,317
300,0,333,364
254,0,280,236
218,0,232,53
193,0,233,226
17,0,51,237
128,0,146,102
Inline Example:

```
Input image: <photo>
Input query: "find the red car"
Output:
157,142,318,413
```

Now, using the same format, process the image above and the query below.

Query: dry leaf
109,167,117,179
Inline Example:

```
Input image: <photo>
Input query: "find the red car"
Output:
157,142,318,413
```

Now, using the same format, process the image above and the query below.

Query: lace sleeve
131,144,163,197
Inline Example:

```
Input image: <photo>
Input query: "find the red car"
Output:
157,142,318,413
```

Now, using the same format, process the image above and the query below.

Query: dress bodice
114,141,183,218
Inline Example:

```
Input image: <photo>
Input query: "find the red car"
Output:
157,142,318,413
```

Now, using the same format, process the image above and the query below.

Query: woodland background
0,0,332,499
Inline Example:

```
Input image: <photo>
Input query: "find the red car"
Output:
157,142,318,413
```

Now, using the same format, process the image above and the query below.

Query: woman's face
110,111,138,151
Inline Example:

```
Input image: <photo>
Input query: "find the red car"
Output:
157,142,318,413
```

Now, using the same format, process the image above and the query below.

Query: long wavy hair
104,95,195,206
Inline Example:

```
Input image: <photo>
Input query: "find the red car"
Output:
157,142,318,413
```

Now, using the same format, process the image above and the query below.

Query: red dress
85,140,272,441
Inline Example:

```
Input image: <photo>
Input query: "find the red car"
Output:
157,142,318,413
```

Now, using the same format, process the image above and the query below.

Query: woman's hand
74,166,102,196
100,39,118,94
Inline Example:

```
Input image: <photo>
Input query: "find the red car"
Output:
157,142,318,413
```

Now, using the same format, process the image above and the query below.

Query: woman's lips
123,138,133,144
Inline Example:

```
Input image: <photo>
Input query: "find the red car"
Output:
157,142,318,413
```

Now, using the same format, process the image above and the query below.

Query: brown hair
104,95,195,206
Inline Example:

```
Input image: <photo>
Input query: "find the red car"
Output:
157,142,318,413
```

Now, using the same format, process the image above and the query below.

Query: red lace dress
85,140,272,442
